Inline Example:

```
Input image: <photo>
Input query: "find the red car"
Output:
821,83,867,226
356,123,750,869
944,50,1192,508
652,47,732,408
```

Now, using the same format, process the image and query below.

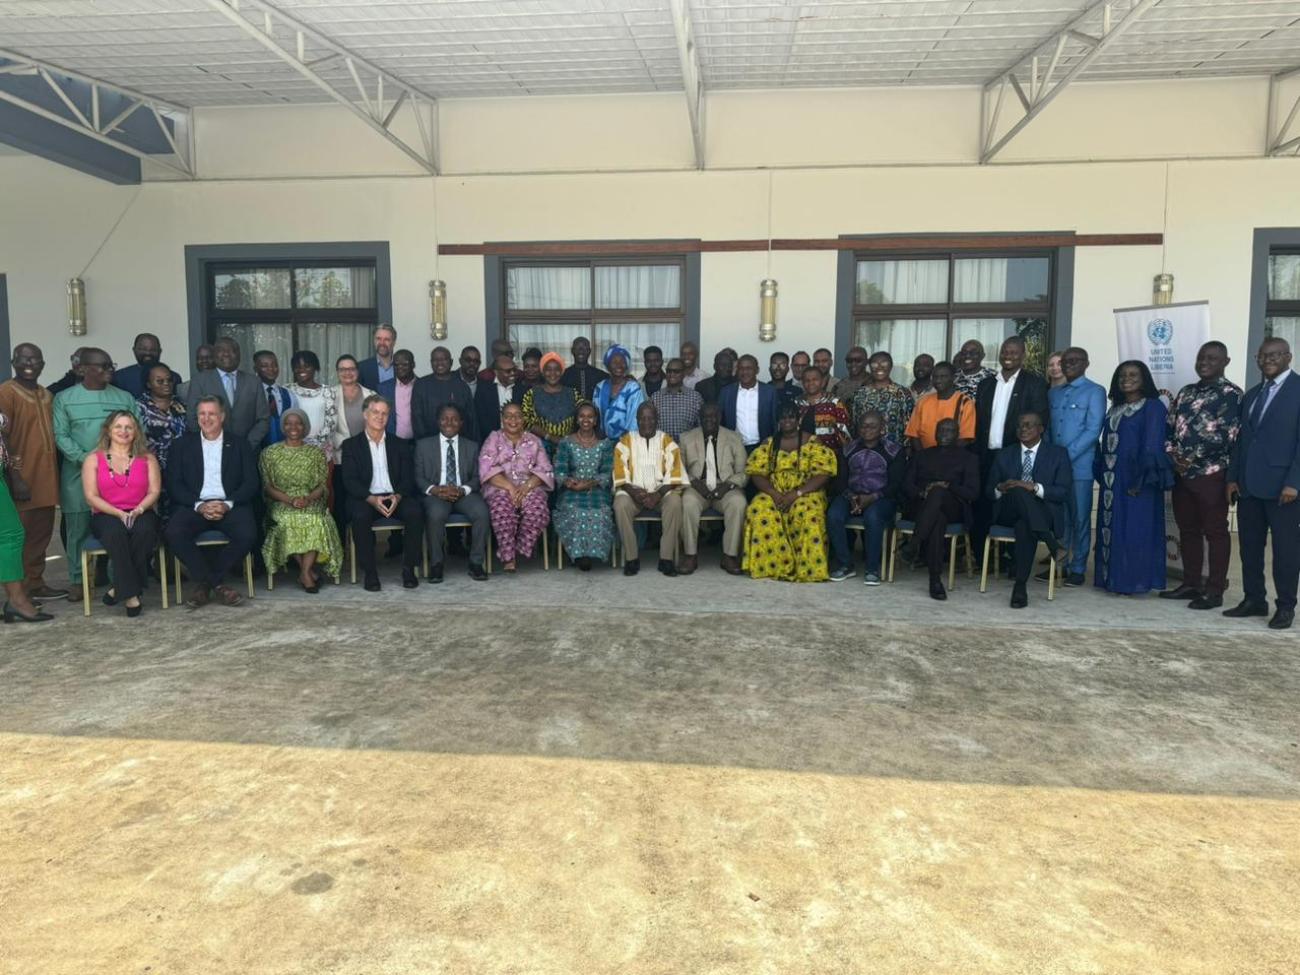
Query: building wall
0,77,1295,387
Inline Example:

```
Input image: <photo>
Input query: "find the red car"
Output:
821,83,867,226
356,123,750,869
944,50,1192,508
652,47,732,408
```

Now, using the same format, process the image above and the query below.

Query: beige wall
1,78,1297,388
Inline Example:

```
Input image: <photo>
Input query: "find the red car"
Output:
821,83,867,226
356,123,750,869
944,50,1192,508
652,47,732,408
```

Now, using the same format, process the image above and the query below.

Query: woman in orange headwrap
522,351,584,457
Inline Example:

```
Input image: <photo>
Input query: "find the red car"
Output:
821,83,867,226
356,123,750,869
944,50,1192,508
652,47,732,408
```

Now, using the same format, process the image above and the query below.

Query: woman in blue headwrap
592,345,646,442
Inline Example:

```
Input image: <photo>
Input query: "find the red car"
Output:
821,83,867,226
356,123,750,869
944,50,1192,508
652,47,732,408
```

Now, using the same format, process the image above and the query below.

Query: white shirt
432,434,472,495
197,432,232,510
735,384,760,445
995,441,1046,499
367,433,394,494
987,369,1021,450
496,380,514,410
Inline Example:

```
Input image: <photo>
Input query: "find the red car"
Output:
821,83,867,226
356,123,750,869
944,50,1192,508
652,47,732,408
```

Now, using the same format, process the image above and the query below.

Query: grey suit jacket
679,426,748,490
184,368,270,447
414,433,483,496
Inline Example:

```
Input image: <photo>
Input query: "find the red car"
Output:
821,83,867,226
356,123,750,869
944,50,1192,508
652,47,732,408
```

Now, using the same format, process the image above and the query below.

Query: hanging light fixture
429,279,447,340
67,278,87,336
759,171,777,342
1152,273,1174,306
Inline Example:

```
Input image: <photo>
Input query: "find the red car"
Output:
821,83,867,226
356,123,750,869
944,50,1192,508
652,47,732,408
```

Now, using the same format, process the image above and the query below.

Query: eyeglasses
84,360,114,370
1258,350,1290,361
845,356,866,363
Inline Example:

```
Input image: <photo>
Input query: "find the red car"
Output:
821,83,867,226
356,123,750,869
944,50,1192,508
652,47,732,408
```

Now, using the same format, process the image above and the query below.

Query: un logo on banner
1147,318,1173,346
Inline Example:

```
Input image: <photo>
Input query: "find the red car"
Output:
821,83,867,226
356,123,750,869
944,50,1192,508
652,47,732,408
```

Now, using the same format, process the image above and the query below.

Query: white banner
1113,300,1211,397
1114,300,1213,576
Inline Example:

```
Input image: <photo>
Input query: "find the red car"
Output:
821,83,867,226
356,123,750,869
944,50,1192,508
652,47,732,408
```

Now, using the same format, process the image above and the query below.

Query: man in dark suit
987,411,1071,608
340,394,425,592
972,335,1051,552
182,336,270,447
695,350,737,406
414,403,490,582
474,352,518,439
111,332,182,399
1225,337,1300,629
718,354,777,452
164,395,260,608
411,346,476,441
357,324,398,391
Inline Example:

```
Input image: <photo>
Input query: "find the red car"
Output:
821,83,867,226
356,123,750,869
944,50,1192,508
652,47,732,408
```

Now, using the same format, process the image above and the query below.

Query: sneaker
863,572,881,586
829,566,852,582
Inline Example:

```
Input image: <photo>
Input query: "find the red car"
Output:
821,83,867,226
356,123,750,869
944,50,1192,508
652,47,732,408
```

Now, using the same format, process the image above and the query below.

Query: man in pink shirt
381,349,418,443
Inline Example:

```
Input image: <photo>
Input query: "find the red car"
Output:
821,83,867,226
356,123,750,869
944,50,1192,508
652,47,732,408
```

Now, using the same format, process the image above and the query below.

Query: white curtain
1269,254,1300,300
854,319,946,385
216,323,292,376
594,323,680,375
298,322,374,383
508,323,586,361
1267,316,1300,348
856,260,947,304
953,258,1009,302
506,266,591,310
595,265,681,309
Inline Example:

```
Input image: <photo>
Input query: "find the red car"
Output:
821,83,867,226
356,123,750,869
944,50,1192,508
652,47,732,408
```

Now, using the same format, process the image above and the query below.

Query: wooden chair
79,536,169,617
347,517,431,584
887,520,974,590
173,531,255,604
980,526,1058,600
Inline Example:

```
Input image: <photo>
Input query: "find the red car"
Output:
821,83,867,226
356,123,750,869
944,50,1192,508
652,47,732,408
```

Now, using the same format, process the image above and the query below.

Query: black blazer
166,430,260,512
974,371,1050,459
411,374,477,442
1230,371,1300,500
340,431,416,500
718,381,778,444
987,440,1072,539
474,381,515,439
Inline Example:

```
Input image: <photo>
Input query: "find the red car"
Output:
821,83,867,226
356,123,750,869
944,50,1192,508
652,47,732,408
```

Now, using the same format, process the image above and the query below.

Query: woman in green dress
259,408,343,591
742,399,838,582
552,402,615,570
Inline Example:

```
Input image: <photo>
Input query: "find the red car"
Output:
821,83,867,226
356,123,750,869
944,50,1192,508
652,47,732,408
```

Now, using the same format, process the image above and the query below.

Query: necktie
705,435,718,491
446,439,458,487
1252,380,1276,425
1021,448,1034,481
266,385,278,417
222,371,236,403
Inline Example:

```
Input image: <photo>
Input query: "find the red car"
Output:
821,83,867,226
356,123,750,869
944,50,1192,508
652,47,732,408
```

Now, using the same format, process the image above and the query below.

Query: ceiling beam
668,0,705,169
203,0,439,174
1267,67,1300,156
0,48,193,178
979,0,1161,164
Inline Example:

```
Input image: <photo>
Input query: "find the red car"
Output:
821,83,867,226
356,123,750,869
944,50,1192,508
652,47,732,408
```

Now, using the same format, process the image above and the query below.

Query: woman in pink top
82,410,161,617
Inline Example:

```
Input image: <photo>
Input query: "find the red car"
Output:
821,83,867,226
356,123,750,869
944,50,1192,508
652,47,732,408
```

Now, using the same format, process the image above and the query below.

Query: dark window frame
1264,246,1300,324
1248,229,1300,362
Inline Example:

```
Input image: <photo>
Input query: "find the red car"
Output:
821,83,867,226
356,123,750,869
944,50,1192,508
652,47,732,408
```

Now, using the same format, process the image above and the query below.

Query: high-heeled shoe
102,589,117,607
125,601,143,618
3,602,54,623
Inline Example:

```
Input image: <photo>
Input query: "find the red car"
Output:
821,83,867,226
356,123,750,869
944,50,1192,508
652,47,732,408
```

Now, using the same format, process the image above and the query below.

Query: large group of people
1,325,1297,632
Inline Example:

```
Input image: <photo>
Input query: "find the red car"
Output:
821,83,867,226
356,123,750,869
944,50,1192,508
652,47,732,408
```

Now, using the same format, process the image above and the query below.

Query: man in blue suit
1047,347,1107,586
988,411,1072,608
357,324,397,391
719,354,777,453
1225,337,1300,630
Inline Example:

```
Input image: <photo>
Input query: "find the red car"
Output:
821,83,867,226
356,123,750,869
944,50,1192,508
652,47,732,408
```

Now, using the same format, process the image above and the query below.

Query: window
502,258,686,374
851,252,1054,384
206,260,378,383
1265,249,1300,349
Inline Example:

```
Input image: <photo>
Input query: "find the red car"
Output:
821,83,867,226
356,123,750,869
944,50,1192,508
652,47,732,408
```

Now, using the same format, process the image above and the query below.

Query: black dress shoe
1223,600,1269,618
363,575,381,592
1010,586,1028,609
1064,572,1086,587
1188,594,1222,610
1159,584,1203,600
576,557,592,572
929,578,947,601
427,563,444,584
623,558,640,577
402,568,419,589
468,563,488,581
1268,608,1294,630
658,559,678,577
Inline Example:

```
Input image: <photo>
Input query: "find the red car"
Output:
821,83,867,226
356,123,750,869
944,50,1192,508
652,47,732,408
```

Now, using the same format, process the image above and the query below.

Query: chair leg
174,557,182,605
947,535,958,591
159,544,169,610
81,550,92,618
245,555,255,598
267,567,274,591
423,535,430,578
1048,550,1056,601
980,537,992,593
557,536,564,570
486,534,493,575
348,527,356,584
963,534,974,577
542,530,549,571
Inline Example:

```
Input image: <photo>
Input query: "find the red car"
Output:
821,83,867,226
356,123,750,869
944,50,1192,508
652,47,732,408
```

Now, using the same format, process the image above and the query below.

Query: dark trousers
347,496,425,579
994,489,1059,586
1237,494,1300,611
18,505,55,589
827,494,896,574
90,510,159,600
1171,471,1231,596
913,488,964,580
165,505,257,589
422,492,490,566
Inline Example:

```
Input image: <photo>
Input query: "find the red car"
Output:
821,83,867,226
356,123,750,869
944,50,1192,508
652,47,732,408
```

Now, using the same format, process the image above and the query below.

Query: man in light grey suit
414,402,490,582
679,402,749,575
183,337,270,448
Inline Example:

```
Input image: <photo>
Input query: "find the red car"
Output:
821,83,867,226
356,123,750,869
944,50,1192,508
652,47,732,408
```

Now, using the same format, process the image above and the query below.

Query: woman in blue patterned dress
553,402,615,570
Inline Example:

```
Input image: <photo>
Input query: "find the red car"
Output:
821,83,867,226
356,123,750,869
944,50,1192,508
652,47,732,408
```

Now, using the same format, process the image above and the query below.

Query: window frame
1264,246,1300,328
1249,229,1300,362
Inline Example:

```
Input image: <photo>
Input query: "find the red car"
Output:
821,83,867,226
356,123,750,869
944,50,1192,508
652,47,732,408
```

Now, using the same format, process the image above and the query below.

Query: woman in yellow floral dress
743,399,838,582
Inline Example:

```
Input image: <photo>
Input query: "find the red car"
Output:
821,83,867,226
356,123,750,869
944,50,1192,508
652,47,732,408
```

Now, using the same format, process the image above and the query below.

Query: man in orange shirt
904,361,975,449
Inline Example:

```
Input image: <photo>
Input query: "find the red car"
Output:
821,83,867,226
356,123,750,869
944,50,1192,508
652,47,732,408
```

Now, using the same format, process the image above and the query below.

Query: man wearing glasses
833,346,871,402
52,347,138,598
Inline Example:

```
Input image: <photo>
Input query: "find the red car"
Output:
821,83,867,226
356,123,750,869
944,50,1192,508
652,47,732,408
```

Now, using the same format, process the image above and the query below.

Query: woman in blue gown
1094,360,1174,594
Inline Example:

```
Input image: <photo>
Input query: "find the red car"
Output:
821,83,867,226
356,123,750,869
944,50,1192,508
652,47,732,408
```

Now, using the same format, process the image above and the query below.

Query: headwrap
539,351,565,372
603,344,631,369
280,406,312,436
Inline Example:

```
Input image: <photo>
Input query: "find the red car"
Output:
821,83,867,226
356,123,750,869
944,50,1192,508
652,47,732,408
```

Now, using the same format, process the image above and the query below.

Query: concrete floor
1,544,1297,973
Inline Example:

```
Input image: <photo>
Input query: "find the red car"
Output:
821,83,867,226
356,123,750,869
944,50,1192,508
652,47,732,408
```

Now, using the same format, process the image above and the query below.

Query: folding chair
347,517,430,584
173,530,255,604
79,536,168,617
980,525,1058,600
599,506,719,570
442,513,493,575
888,520,973,590
844,521,895,579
